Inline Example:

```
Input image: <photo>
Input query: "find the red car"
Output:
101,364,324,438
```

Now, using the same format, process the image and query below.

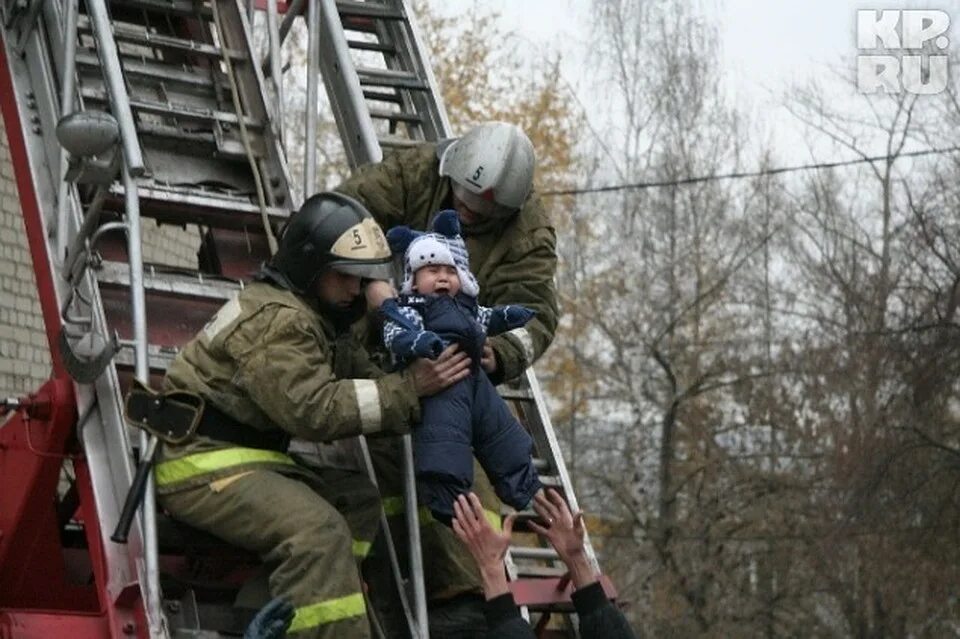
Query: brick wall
0,109,202,397
0,108,51,396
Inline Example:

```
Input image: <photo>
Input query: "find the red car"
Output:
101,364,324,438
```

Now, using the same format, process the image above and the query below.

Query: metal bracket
58,326,119,384
64,146,122,186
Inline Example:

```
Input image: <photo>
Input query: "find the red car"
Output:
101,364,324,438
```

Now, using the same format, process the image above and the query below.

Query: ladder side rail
79,1,166,629
304,0,319,194
311,7,427,631
84,0,144,176
265,0,284,146
53,0,78,261
385,0,451,140
359,436,420,638
521,369,601,573
259,0,304,79
0,7,145,628
223,0,295,206
316,0,382,168
402,434,429,639
121,162,164,636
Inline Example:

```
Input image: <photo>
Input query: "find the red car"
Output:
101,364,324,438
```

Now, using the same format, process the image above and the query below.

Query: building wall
0,109,201,397
0,107,50,396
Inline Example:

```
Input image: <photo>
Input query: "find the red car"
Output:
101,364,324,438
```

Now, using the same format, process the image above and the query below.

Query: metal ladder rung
133,122,219,149
377,135,421,149
539,475,564,488
362,89,403,104
132,121,266,162
346,39,397,54
509,547,560,561
532,457,550,471
77,18,244,60
104,183,290,230
499,387,535,401
339,15,380,35
336,0,404,20
514,565,569,579
113,345,178,372
76,50,220,91
356,66,428,90
368,108,423,124
79,87,265,130
109,0,210,17
96,261,240,301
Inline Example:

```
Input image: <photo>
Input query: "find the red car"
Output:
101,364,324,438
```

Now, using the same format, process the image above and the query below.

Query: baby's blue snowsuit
382,211,543,523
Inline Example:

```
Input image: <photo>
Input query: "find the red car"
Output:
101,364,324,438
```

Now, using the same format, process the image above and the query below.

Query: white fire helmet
438,122,535,219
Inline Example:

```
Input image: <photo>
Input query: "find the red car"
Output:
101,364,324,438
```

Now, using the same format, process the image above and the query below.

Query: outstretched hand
452,492,516,598
527,488,599,589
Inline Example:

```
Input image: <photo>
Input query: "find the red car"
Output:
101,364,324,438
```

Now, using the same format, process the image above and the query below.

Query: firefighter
334,122,559,636
154,192,472,639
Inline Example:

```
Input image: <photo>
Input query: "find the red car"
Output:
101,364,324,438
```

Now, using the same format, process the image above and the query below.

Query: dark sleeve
483,593,536,639
571,582,639,639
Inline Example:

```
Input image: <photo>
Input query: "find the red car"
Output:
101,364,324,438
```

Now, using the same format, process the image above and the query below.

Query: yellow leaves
413,0,579,202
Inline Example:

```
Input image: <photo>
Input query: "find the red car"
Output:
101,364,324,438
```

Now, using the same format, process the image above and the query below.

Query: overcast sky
426,1,959,165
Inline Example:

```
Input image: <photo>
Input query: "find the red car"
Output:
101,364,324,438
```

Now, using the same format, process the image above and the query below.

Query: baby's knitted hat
386,210,480,297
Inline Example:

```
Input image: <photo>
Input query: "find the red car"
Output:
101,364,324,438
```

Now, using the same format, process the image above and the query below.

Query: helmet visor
329,260,395,281
451,183,518,220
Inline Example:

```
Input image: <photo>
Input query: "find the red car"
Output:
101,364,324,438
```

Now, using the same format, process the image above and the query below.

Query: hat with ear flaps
386,210,480,297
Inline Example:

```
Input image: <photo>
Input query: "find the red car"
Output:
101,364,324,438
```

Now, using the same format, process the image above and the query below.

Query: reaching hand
527,488,599,589
409,344,471,397
452,493,516,598
243,597,295,639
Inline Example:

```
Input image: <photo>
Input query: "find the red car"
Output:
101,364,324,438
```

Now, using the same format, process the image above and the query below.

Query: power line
542,145,960,196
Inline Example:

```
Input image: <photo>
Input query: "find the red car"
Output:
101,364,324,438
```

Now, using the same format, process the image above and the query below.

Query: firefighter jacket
334,143,559,383
154,281,422,493
380,293,542,521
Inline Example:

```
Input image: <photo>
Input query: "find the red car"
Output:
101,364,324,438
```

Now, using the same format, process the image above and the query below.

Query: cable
542,145,960,196
211,1,279,254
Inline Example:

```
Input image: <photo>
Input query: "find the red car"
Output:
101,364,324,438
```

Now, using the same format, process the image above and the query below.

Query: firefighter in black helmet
156,192,471,639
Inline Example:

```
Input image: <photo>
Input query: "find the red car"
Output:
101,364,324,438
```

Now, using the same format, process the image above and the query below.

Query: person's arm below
528,489,638,639
572,582,639,639
452,493,536,639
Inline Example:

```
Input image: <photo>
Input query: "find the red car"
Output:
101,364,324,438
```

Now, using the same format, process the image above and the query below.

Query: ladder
295,0,611,635
0,0,609,637
2,1,289,636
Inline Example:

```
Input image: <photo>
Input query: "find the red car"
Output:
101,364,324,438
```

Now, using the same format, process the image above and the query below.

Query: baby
380,210,543,524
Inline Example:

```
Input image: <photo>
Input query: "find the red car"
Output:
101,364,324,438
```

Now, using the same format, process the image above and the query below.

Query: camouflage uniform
334,143,558,620
155,281,421,639
335,142,558,383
